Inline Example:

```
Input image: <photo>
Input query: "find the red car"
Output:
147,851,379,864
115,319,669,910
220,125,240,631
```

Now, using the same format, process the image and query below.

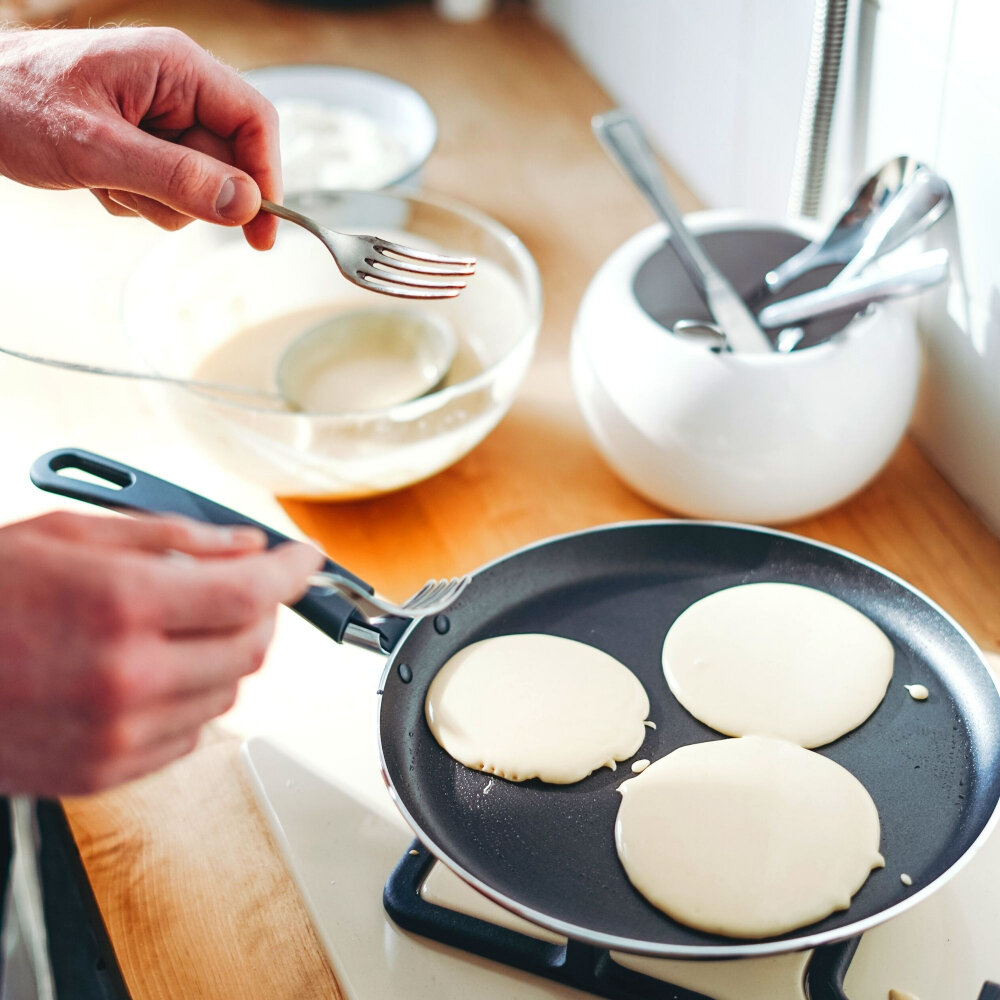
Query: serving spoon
680,249,950,352
675,166,953,351
750,157,952,301
828,167,952,285
0,309,458,412
753,169,953,351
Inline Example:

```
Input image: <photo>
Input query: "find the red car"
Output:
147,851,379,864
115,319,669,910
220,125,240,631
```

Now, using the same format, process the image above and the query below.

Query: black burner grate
384,840,859,1000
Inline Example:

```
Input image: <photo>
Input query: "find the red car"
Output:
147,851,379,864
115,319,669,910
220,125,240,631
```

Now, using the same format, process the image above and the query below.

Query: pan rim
375,517,1000,958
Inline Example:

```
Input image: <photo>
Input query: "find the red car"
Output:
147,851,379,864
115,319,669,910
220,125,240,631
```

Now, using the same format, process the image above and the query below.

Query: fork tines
361,239,477,300
404,575,471,613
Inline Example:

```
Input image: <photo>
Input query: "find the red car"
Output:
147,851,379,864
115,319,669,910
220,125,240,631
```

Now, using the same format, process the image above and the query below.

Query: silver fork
260,200,476,300
307,570,471,621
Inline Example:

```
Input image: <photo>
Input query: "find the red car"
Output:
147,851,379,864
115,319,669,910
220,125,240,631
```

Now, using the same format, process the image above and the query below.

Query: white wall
534,0,817,218
536,0,1000,534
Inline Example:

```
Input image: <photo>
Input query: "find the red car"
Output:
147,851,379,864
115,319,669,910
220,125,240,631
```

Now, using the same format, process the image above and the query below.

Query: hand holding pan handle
29,448,391,647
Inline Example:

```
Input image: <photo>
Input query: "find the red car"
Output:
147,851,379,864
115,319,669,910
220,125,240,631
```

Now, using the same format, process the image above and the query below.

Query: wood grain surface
65,738,345,1000
50,2,1000,999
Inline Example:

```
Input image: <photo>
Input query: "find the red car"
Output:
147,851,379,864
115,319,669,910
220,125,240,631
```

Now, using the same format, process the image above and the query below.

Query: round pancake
662,582,894,747
425,633,650,784
615,735,884,938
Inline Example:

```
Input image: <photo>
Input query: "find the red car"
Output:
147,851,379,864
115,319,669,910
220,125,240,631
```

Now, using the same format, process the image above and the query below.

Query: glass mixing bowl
123,189,542,499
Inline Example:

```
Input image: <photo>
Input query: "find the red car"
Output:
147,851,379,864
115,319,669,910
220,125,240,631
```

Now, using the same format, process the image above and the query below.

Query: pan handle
29,448,387,646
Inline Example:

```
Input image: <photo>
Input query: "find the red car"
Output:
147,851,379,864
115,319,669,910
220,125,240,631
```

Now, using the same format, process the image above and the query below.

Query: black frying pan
31,448,1000,960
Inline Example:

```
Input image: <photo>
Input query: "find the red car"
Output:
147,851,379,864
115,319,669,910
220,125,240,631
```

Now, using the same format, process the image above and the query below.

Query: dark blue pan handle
30,448,380,645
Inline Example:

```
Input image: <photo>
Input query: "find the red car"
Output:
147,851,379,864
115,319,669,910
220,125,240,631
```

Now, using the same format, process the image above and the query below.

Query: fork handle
259,199,330,240
30,449,377,645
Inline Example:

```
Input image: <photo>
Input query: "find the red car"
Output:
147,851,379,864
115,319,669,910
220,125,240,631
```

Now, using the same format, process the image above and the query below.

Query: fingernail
215,178,239,220
220,525,267,548
110,191,138,212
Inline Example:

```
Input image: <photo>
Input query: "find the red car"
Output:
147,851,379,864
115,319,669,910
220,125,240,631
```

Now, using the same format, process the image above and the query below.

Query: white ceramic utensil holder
571,213,922,524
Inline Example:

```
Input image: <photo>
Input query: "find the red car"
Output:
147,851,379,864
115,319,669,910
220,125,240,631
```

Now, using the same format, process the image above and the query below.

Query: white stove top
214,609,1000,1000
242,716,1000,1000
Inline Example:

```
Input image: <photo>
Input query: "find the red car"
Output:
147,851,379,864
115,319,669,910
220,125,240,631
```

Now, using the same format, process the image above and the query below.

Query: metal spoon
757,248,950,330
593,109,773,355
831,167,952,284
683,249,950,351
755,169,953,351
752,157,951,300
0,309,457,412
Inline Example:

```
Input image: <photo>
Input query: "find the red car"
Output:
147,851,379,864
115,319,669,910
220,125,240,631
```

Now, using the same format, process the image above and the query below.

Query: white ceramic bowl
571,212,922,524
124,188,541,499
245,65,437,191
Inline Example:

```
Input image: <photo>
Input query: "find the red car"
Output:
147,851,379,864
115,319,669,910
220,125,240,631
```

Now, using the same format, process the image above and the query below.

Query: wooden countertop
29,1,1000,997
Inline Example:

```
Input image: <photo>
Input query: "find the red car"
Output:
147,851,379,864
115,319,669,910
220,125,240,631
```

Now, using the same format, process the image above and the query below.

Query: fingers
128,616,276,701
179,122,236,165
107,189,194,231
111,682,240,758
91,187,138,218
85,730,203,793
93,186,194,232
83,30,281,249
172,120,283,247
86,50,281,249
152,540,323,633
30,509,319,631
183,51,282,250
97,125,272,240
0,507,321,797
98,119,263,228
34,510,267,557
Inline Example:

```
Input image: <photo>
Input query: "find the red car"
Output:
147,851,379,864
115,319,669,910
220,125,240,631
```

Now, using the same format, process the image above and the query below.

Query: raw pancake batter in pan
425,633,650,784
615,735,884,938
662,582,894,747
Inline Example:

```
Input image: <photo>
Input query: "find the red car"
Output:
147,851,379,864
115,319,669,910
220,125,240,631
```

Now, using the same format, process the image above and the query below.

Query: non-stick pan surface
30,451,1000,960
377,520,1000,958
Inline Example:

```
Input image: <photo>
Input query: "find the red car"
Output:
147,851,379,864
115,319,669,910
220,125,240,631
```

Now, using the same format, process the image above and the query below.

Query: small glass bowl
123,189,542,499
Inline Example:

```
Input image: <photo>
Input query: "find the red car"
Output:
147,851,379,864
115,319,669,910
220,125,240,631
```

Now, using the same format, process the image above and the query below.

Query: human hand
0,510,322,796
0,26,281,249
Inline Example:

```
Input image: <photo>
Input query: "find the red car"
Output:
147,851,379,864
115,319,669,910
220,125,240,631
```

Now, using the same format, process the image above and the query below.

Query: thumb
96,120,261,226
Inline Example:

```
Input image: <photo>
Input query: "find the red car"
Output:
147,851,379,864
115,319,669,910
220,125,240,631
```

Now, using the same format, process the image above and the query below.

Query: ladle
0,309,457,413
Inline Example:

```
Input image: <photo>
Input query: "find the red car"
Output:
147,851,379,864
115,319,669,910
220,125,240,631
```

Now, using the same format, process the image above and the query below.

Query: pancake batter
615,735,884,938
425,633,650,784
662,583,894,748
192,251,523,412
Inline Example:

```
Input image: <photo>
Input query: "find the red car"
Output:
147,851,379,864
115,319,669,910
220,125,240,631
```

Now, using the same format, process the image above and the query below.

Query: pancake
662,582,894,747
615,735,884,938
425,633,650,784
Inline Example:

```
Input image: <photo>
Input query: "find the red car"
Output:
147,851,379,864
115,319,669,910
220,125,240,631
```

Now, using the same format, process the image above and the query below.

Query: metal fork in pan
307,571,471,622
